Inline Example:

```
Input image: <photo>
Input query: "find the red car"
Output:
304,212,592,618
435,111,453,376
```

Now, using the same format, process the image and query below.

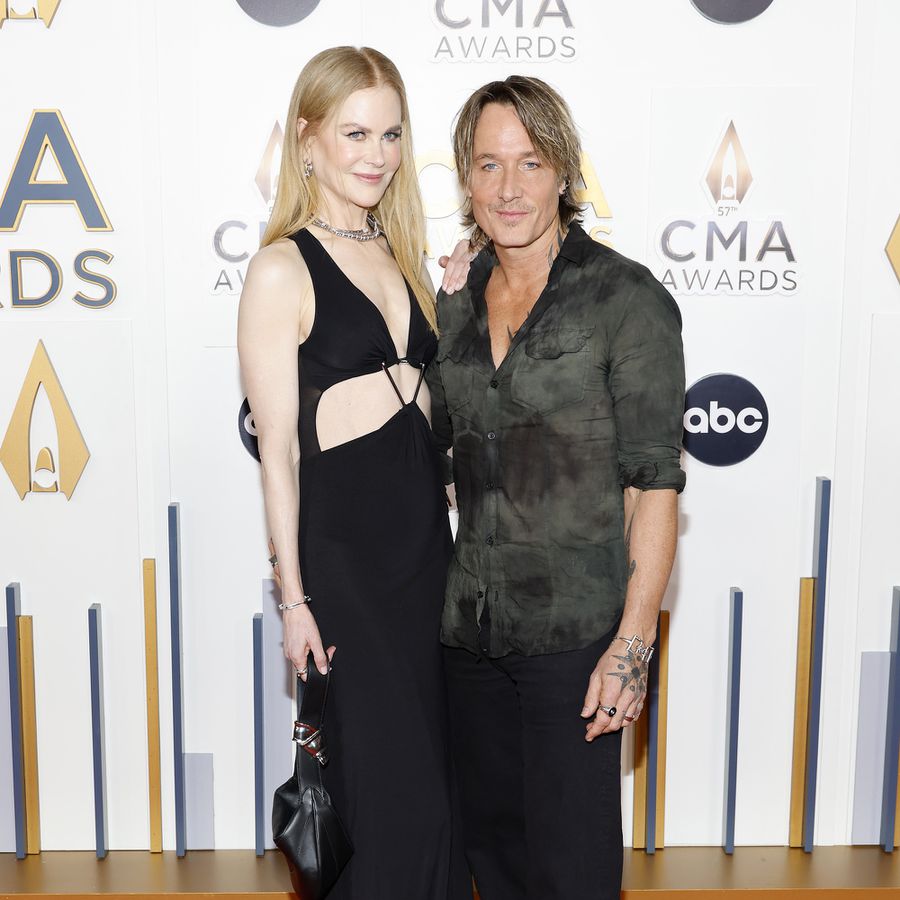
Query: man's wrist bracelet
278,596,312,610
616,633,654,663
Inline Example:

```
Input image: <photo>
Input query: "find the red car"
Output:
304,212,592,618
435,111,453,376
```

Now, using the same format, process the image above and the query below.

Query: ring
624,715,635,723
296,666,308,676
598,705,616,717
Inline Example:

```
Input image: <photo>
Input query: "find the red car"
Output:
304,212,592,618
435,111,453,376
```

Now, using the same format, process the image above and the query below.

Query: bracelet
278,596,312,610
616,633,654,663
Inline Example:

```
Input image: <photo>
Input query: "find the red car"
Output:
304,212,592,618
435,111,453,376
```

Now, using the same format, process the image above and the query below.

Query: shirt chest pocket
511,326,594,415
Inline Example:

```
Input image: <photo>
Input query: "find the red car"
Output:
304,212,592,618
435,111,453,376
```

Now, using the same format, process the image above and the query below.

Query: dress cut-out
290,228,469,900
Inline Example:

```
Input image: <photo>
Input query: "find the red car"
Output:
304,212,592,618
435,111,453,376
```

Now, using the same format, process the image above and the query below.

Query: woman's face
303,84,404,219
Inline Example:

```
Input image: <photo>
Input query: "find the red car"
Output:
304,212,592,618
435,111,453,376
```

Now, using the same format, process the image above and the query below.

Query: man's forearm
618,487,678,644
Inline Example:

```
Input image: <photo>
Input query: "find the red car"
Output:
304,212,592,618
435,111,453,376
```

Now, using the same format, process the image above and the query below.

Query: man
426,76,686,900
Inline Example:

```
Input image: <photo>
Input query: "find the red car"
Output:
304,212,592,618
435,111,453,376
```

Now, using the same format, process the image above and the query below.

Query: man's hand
581,635,651,740
438,240,476,295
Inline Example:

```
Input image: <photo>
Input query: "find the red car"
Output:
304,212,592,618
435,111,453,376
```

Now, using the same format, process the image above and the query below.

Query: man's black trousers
443,629,624,900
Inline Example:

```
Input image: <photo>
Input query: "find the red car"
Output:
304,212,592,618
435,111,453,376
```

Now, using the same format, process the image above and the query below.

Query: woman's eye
346,131,365,140
384,131,402,142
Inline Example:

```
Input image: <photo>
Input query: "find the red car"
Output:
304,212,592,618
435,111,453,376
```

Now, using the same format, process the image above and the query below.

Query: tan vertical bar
143,559,163,853
789,577,815,847
17,615,40,854
632,709,648,849
654,610,670,850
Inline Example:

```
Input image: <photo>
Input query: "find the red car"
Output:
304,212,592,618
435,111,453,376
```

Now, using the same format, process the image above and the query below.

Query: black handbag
272,666,353,899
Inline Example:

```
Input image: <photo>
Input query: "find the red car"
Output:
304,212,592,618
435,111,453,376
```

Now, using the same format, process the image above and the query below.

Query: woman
237,47,470,899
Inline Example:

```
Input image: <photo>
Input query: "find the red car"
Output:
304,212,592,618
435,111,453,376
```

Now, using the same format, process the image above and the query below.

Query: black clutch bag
272,667,353,899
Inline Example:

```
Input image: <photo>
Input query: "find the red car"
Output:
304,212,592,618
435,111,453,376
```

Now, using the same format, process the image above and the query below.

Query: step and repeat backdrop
1,0,899,854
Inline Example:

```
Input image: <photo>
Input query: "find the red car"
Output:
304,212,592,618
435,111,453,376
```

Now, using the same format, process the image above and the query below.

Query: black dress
290,228,469,900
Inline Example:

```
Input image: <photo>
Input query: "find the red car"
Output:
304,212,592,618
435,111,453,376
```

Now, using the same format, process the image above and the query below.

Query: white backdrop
1,0,898,852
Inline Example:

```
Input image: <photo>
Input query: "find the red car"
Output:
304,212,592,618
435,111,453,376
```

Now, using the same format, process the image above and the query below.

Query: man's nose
498,167,521,202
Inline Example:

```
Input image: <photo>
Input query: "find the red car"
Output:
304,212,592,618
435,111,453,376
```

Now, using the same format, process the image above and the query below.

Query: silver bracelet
616,633,654,663
278,596,312,610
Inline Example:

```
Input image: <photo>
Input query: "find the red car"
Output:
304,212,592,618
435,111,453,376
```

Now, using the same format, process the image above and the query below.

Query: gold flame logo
0,0,61,26
886,214,900,285
705,121,753,210
255,122,283,207
0,340,89,499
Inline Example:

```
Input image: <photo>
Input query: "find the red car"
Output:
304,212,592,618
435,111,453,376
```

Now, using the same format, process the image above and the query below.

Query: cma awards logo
0,341,89,499
235,0,321,26
0,110,117,309
682,374,768,467
656,120,798,297
0,0,60,26
431,0,575,62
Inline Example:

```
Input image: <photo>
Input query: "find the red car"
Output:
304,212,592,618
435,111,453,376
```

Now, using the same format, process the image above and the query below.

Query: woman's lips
354,173,384,183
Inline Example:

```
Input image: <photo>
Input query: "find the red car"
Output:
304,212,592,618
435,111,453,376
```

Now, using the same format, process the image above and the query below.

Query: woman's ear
296,116,309,142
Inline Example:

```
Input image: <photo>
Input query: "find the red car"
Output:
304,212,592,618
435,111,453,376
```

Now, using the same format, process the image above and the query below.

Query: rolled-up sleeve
608,274,686,493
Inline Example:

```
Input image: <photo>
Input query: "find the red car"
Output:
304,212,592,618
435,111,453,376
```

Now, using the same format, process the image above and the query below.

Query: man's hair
452,75,583,248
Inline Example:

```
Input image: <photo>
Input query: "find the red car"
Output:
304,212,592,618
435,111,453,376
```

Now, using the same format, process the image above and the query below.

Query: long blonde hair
261,47,435,332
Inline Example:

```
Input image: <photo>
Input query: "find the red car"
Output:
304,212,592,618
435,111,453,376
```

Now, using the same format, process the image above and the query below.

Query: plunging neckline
304,227,414,363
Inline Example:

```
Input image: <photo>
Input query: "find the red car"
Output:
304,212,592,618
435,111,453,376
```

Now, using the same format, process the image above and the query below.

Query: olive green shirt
426,224,686,658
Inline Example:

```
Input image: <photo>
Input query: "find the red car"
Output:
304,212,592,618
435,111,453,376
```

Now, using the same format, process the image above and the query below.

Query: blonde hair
262,47,435,332
453,75,584,250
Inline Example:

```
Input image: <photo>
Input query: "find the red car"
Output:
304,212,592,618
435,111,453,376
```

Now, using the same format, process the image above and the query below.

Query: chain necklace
312,212,381,242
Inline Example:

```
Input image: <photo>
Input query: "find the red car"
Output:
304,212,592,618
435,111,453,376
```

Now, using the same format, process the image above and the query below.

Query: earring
304,159,313,179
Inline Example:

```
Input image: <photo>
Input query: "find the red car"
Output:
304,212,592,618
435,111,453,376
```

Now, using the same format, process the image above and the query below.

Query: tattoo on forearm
627,559,637,580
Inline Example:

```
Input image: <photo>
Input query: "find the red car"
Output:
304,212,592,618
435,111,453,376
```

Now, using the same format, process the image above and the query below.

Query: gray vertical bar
253,613,265,856
724,587,743,855
263,578,293,851
184,752,215,849
88,604,108,859
168,503,187,857
5,583,25,859
852,652,890,844
803,476,831,853
0,626,15,852
644,618,661,855
881,588,900,852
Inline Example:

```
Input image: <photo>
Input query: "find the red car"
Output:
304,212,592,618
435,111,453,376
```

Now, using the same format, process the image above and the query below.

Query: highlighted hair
261,47,435,331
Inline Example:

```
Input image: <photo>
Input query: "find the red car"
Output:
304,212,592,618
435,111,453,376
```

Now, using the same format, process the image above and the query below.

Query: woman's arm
237,241,331,678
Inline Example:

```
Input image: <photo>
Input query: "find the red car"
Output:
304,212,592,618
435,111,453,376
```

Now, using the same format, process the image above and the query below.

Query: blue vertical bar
184,752,215,849
88,604,108,859
252,613,265,857
168,502,186,858
645,620,661,855
803,476,831,853
881,588,900,852
853,652,891,844
724,587,743,855
5,583,25,859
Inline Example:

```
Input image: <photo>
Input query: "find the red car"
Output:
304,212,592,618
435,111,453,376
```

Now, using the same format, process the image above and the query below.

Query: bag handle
292,667,331,788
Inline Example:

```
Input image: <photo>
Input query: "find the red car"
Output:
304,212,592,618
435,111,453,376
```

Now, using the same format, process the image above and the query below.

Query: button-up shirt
426,224,686,658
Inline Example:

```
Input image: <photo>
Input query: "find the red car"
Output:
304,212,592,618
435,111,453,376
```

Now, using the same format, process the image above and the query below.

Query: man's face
468,102,564,251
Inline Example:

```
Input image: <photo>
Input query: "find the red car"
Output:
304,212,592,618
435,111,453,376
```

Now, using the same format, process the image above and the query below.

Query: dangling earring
304,159,313,179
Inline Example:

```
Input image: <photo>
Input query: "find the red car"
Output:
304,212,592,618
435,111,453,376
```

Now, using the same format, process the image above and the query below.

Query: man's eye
522,161,539,170
482,163,499,171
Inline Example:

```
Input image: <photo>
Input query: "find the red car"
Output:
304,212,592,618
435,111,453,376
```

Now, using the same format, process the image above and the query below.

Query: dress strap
381,362,406,408
411,364,426,405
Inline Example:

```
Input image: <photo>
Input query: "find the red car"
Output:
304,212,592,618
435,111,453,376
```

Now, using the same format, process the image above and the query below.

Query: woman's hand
282,603,335,681
438,239,477,295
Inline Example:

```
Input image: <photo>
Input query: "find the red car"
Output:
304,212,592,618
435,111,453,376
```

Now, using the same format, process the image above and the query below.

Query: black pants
443,631,623,900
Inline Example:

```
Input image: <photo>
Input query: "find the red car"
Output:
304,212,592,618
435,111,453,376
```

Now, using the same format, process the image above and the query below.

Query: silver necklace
312,212,381,242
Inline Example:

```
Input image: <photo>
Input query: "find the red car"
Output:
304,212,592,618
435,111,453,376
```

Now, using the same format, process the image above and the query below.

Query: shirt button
485,481,494,489
485,535,494,546
477,590,484,598
490,379,498,389
487,431,496,440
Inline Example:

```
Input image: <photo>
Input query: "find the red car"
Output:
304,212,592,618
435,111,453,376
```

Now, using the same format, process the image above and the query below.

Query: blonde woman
238,47,470,899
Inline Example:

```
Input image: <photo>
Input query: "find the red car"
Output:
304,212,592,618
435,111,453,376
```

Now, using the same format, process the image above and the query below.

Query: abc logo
238,397,260,462
682,374,768,466
690,0,774,24
236,0,321,26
